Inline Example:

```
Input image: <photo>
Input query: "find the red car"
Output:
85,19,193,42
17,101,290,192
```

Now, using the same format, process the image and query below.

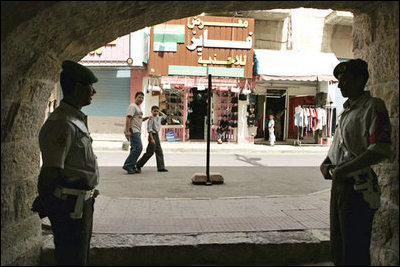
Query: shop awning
254,49,340,82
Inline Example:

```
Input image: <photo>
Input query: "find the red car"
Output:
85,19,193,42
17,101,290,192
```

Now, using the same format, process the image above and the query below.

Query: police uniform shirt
126,103,143,133
39,100,99,189
328,91,391,166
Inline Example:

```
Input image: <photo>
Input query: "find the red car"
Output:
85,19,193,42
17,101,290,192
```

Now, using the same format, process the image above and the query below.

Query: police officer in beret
320,59,392,265
32,60,100,265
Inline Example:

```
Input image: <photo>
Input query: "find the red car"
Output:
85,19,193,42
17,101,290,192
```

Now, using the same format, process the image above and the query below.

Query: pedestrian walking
136,105,168,172
320,59,392,266
268,114,276,146
31,60,100,266
122,91,150,174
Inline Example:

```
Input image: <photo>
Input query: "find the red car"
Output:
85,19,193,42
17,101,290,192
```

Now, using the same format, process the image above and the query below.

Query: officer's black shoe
158,169,168,172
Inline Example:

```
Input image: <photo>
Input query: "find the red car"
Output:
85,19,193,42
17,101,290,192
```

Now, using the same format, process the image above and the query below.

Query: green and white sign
153,24,185,52
208,67,244,78
168,65,207,76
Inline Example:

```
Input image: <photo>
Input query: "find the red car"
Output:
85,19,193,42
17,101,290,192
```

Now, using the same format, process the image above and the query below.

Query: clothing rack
300,104,324,108
293,105,336,146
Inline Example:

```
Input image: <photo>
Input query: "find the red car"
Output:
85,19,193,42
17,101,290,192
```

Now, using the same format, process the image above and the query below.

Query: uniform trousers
136,132,165,170
48,196,95,266
330,177,376,266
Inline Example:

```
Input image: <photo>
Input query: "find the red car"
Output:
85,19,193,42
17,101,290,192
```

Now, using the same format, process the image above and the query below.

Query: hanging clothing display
294,105,304,127
293,105,337,142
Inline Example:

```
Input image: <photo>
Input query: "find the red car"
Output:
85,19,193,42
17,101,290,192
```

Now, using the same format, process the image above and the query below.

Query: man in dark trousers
136,105,168,172
32,60,100,265
320,59,392,266
122,91,150,174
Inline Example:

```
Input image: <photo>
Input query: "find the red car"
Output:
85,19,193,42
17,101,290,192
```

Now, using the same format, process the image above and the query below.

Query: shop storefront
253,49,340,144
78,29,149,133
147,15,255,143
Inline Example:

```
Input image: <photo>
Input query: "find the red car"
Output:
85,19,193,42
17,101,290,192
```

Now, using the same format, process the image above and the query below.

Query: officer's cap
61,60,98,84
333,58,369,80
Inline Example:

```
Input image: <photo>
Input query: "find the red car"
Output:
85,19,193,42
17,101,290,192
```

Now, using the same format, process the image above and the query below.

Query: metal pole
206,74,212,185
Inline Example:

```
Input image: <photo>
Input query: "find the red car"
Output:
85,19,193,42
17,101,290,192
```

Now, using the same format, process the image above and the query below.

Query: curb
40,230,331,266
92,141,330,153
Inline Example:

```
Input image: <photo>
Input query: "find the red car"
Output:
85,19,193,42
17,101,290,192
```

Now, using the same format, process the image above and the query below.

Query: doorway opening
188,87,208,140
265,89,287,141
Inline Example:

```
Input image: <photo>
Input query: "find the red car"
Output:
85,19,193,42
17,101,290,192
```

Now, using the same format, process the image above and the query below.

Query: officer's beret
333,58,369,80
61,60,98,84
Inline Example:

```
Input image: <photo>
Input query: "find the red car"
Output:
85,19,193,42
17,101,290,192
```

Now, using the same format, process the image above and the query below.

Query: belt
53,186,95,201
53,186,99,219
343,166,372,178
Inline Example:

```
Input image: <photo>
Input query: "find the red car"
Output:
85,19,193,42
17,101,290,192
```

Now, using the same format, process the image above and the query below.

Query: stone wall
352,2,399,265
1,1,398,265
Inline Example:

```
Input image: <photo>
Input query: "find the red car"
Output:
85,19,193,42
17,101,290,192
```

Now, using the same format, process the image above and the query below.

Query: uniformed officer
320,59,392,266
32,60,100,266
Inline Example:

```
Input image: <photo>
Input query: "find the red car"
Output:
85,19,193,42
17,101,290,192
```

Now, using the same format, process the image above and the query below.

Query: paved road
95,152,330,198
42,150,332,264
44,151,332,236
96,151,327,167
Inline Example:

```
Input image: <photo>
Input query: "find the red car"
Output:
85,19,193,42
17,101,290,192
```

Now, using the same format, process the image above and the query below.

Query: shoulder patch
55,132,68,146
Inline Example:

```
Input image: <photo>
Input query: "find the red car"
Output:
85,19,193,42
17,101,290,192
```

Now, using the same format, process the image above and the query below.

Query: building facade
146,15,256,143
209,8,353,144
49,8,353,145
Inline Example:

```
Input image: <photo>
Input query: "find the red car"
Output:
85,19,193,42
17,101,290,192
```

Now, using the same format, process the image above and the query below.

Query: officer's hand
332,166,344,179
320,163,333,180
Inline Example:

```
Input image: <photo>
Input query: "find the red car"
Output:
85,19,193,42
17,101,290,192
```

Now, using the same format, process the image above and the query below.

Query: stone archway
1,1,398,265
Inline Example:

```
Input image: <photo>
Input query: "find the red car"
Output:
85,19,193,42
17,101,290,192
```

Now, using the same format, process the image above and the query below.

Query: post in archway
192,74,224,185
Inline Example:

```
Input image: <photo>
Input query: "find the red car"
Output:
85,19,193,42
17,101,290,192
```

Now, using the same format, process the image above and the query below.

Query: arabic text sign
208,67,244,78
149,16,254,78
187,29,252,51
187,17,249,29
154,24,185,52
168,65,207,76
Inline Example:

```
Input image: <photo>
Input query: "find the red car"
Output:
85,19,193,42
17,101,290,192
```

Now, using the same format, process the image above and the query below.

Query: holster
346,167,381,210
53,186,99,219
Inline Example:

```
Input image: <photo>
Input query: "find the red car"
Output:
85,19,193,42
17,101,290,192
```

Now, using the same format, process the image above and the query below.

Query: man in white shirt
122,91,150,174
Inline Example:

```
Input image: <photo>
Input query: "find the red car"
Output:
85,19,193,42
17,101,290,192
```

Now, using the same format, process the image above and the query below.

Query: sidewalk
41,134,333,265
41,190,332,265
91,133,330,153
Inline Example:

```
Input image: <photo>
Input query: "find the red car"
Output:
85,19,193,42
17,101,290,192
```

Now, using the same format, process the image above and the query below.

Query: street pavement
42,146,333,236
90,146,332,235
91,133,331,153
42,138,334,265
